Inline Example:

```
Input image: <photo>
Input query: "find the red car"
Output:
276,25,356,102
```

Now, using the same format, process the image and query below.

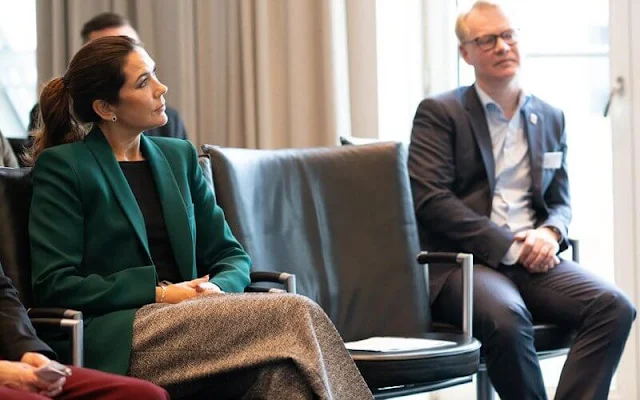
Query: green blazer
29,127,251,375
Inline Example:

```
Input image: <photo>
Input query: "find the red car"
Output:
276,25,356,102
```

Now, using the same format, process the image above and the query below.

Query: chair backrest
198,154,214,190
0,167,34,305
203,142,430,341
339,136,383,146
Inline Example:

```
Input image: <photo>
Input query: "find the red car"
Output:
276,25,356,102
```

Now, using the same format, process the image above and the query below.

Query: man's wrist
501,241,523,265
542,226,561,242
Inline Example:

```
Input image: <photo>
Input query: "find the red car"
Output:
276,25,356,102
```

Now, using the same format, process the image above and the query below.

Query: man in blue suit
408,1,635,399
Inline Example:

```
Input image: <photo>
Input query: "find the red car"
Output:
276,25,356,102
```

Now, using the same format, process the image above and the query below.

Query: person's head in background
81,12,140,43
456,1,521,93
28,36,167,163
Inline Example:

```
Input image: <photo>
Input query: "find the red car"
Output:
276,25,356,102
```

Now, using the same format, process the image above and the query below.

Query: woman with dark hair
28,36,372,399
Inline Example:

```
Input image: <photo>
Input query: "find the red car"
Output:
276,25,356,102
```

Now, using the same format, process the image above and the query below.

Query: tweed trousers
128,293,372,399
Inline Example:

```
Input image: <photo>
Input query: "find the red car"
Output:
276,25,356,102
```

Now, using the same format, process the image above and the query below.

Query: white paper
345,336,456,352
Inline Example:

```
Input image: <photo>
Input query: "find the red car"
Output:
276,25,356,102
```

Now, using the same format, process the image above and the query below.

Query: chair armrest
30,317,84,367
245,286,287,294
417,252,474,339
248,271,296,294
28,307,82,321
568,238,579,263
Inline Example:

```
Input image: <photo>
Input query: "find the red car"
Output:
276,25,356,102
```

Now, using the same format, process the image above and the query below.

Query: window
375,0,424,142
0,0,37,138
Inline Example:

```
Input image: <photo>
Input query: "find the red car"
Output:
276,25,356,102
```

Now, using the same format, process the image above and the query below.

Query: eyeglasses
462,29,518,52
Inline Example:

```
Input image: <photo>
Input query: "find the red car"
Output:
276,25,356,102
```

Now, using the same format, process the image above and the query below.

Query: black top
120,161,182,283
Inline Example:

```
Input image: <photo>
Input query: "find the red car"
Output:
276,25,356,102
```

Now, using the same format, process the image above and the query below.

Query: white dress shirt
475,85,535,265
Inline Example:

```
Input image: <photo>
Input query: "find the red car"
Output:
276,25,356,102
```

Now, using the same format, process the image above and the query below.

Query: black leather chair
340,135,577,400
0,167,84,366
198,154,297,293
203,142,481,398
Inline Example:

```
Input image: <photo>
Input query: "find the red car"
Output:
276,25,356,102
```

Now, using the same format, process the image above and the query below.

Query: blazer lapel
84,128,150,257
463,85,496,193
521,101,544,203
141,137,195,281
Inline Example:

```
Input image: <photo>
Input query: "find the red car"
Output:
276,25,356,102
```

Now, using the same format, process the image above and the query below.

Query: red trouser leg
0,387,49,399
56,366,169,400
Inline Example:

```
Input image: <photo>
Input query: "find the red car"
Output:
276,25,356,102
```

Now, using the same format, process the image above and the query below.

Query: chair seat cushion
350,332,480,389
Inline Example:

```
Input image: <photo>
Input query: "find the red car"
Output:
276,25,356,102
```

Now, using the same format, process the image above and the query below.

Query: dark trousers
432,260,636,400
0,366,169,400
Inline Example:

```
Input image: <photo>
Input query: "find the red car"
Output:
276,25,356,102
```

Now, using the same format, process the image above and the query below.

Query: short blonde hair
455,1,501,43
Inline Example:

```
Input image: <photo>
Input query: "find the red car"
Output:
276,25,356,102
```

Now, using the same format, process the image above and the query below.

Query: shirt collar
474,84,531,116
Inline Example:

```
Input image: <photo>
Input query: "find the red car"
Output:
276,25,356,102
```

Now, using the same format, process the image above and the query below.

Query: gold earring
111,115,117,122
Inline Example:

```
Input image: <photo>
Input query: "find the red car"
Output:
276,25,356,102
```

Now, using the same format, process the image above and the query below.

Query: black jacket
0,262,56,361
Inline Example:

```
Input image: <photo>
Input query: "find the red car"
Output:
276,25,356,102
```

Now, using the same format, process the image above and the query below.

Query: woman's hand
157,282,197,304
157,275,222,303
195,281,225,296
0,355,65,396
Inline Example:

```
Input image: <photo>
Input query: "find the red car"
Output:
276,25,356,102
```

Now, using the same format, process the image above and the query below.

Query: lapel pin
530,113,538,125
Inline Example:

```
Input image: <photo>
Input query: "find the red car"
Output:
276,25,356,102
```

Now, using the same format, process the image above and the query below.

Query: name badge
543,152,562,169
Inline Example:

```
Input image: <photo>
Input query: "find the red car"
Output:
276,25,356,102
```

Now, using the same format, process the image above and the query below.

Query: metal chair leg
476,365,495,400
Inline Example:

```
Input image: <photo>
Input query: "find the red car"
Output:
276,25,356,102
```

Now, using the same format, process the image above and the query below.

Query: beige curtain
36,0,343,148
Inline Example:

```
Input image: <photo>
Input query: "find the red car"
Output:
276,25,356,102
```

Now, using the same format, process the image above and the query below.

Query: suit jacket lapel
84,127,150,257
141,136,195,280
463,85,496,193
521,101,544,202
